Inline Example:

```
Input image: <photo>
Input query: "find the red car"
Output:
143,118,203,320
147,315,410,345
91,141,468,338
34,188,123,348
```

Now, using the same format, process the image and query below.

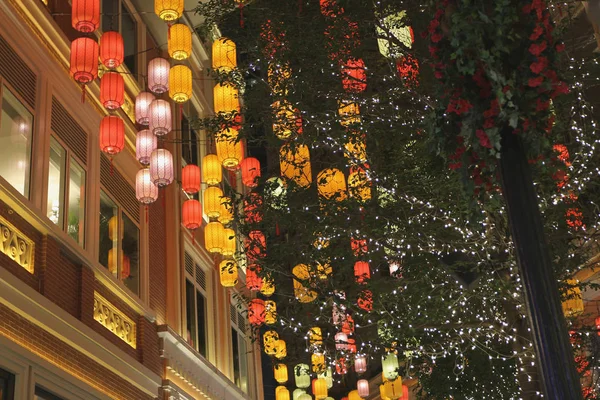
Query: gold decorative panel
0,216,34,273
93,292,137,348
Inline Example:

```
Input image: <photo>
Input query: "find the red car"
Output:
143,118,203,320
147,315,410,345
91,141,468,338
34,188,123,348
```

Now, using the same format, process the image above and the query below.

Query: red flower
429,45,438,57
476,129,492,148
556,43,565,52
553,81,569,95
529,41,547,56
483,99,500,118
529,25,544,41
483,118,495,129
431,33,443,43
528,76,544,87
536,98,550,112
434,71,443,79
428,19,440,33
448,162,462,170
456,99,473,115
530,57,548,74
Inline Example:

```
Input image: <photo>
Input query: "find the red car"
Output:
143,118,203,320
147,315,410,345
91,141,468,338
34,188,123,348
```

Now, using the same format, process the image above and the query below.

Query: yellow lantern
205,221,225,253
214,83,240,115
276,386,290,400
108,215,120,241
382,377,403,400
338,100,361,126
272,100,300,139
216,128,243,169
219,259,238,287
348,167,372,202
562,279,584,317
261,274,276,297
204,186,223,219
348,390,362,400
345,138,367,164
202,154,222,185
155,0,183,21
168,24,192,60
280,144,312,188
313,234,330,249
317,168,347,201
379,384,391,400
275,339,287,359
265,300,277,324
212,37,237,72
219,196,234,225
311,353,325,373
268,63,292,96
312,378,328,400
308,327,323,348
318,367,333,389
316,261,332,280
264,330,279,355
169,65,192,103
274,363,288,384
223,228,236,257
293,264,317,303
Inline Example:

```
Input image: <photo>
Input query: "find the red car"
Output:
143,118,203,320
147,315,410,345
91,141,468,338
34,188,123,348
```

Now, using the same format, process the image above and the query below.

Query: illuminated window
0,86,33,198
230,298,248,393
184,251,209,357
101,0,137,73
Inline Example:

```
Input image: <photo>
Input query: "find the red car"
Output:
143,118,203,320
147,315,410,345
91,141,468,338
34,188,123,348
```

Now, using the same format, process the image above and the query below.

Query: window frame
183,247,211,359
229,294,250,394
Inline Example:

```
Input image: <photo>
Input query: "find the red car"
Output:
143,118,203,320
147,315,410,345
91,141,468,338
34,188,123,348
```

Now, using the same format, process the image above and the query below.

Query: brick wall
148,201,167,323
40,236,80,318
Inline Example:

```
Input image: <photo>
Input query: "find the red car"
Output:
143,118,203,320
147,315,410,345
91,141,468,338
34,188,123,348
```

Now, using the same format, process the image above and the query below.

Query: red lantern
100,72,124,110
357,289,373,312
245,231,266,262
72,0,100,32
351,238,367,256
248,299,266,326
182,199,202,230
99,116,125,155
354,261,370,284
336,358,347,375
100,31,124,69
402,385,409,399
122,255,131,280
341,315,354,334
244,193,263,223
246,265,263,291
342,59,367,92
182,164,201,194
596,316,600,336
347,338,357,354
70,37,99,84
241,157,261,188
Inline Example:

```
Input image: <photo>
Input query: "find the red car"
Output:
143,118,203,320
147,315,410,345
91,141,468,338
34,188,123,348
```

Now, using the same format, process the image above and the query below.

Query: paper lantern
108,216,119,241
382,353,399,380
204,186,223,219
216,129,243,169
348,167,372,202
268,62,292,96
136,168,158,204
311,353,325,373
148,58,170,94
70,37,99,84
223,228,236,257
136,130,157,166
318,368,333,389
100,31,124,68
261,275,276,297
241,157,261,187
308,327,323,349
293,389,307,400
154,0,183,21
245,230,266,261
342,315,355,334
272,100,302,139
205,222,225,253
351,238,368,256
212,37,237,72
274,364,288,384
275,339,287,359
354,355,367,374
182,199,202,230
338,101,361,126
336,358,347,375
99,116,124,155
317,169,347,201
298,394,312,400
149,149,174,187
135,92,155,125
347,338,357,354
380,385,391,400
248,299,266,326
402,385,409,399
219,260,238,287
293,264,317,303
265,177,287,210
121,255,130,279
276,386,290,400
100,72,124,110
72,0,99,32
280,144,312,188
244,193,263,223
264,331,279,355
341,59,367,92
265,300,277,324
202,154,222,185
168,24,192,60
214,83,240,115
354,261,370,284
246,266,263,292
383,377,403,400
348,390,361,400
335,332,348,351
332,302,346,326
357,290,373,312
389,261,401,276
316,261,332,280
169,65,192,103
357,379,369,397
149,99,172,136
345,137,367,164
312,378,328,400
562,279,584,317
181,164,201,194
219,196,234,225
294,364,310,388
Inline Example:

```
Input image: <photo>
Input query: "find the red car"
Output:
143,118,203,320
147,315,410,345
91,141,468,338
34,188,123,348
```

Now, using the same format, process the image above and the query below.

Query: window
34,386,64,400
0,368,15,400
0,86,33,198
181,116,199,166
184,251,208,357
101,0,137,73
230,300,248,393
47,137,86,245
99,190,139,294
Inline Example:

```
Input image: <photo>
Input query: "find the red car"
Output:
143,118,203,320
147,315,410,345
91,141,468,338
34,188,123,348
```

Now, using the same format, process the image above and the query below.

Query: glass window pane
0,86,33,197
99,190,118,273
186,279,197,348
122,212,139,294
231,328,240,388
121,3,137,73
68,158,85,246
101,0,118,33
196,290,207,357
238,334,248,393
0,367,15,400
181,117,199,166
47,138,66,229
34,386,65,400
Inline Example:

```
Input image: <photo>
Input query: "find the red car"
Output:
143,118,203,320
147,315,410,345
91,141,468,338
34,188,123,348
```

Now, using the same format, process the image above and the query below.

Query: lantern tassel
81,85,86,103
145,205,149,224
180,104,183,122
239,3,244,28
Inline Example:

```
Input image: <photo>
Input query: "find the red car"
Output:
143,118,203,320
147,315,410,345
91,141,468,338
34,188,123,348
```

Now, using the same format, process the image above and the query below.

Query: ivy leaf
509,113,519,128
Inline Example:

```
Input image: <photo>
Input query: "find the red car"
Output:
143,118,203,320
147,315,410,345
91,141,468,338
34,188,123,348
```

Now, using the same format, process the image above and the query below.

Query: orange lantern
219,196,234,225
241,157,261,188
261,274,276,297
292,264,317,303
279,144,312,188
275,339,287,359
214,83,240,115
155,0,184,21
244,193,263,224
181,164,201,194
121,255,131,280
596,316,600,336
202,154,222,185
357,290,373,312
248,299,266,326
317,168,347,201
204,186,224,218
351,238,368,256
100,72,124,110
354,261,370,284
342,315,355,334
223,228,236,257
271,100,303,139
341,59,367,92
265,299,277,324
212,37,237,72
205,221,226,253
347,338,357,354
70,37,99,84
246,265,263,291
72,0,99,32
336,358,347,375
264,330,279,355
216,129,243,169
348,166,372,202
100,31,124,68
182,199,202,230
168,24,192,60
312,378,328,400
99,116,124,155
338,100,361,126
274,364,288,384
344,133,367,164
245,230,266,261
219,259,238,287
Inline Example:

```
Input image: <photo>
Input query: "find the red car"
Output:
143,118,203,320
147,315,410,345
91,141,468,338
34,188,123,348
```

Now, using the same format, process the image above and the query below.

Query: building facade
0,0,263,399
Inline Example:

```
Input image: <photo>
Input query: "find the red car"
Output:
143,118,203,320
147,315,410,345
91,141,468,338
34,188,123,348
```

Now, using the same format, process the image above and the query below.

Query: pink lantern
135,168,158,204
148,57,170,94
149,149,174,187
149,99,172,136
354,355,367,374
335,332,348,351
136,130,157,166
357,379,369,397
135,92,155,125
